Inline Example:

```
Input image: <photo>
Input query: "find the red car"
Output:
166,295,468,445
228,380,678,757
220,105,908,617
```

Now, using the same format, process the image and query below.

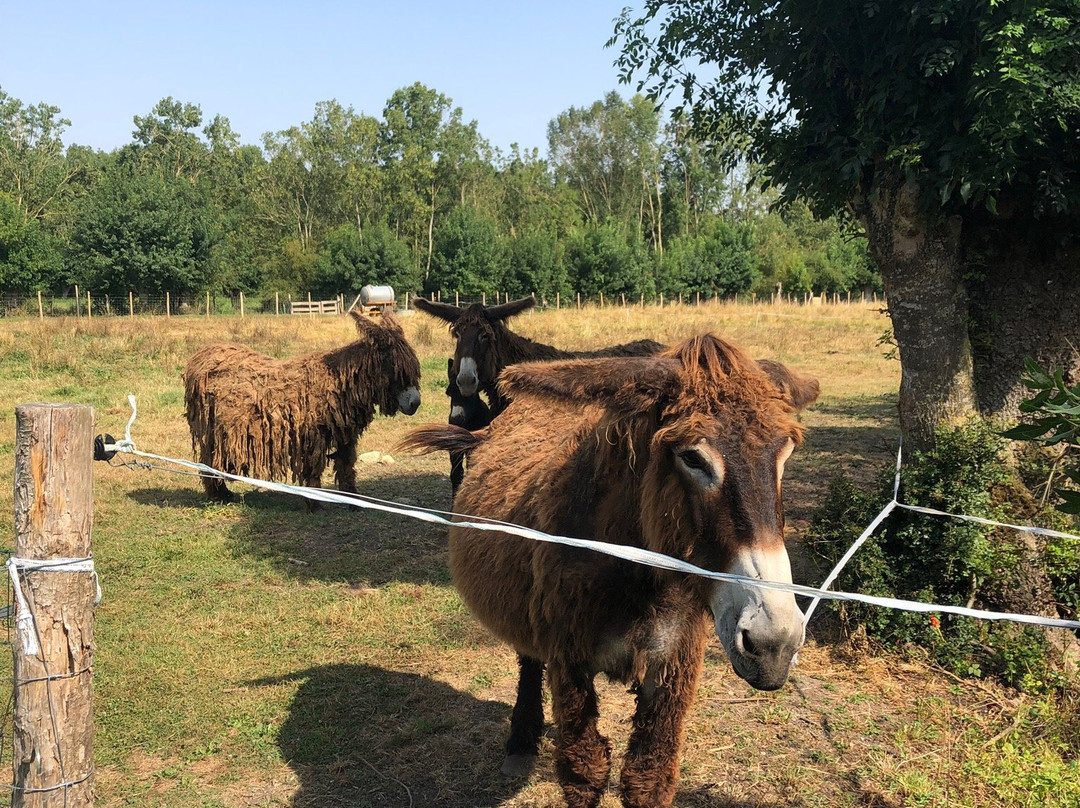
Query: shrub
806,419,1076,691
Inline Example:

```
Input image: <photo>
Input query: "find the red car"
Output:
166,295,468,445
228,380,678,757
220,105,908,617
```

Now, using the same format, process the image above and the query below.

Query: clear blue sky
1,1,639,156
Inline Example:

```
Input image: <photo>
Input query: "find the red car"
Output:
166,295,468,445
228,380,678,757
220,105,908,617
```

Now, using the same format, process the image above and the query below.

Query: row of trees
0,85,880,304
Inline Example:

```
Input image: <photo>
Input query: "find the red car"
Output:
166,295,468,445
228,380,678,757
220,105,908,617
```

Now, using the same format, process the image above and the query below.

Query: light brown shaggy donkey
184,310,421,502
401,334,818,808
413,295,664,417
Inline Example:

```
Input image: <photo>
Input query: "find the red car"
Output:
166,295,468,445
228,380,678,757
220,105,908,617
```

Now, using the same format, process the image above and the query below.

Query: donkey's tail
397,424,484,456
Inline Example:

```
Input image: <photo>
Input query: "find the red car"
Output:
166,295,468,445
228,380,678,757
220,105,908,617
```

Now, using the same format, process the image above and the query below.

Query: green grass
0,304,1077,807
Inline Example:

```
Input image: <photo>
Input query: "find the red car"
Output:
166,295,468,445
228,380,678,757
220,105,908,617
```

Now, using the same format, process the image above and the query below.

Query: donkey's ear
413,297,462,323
500,356,679,412
351,308,403,336
756,359,820,411
349,309,371,333
486,295,535,322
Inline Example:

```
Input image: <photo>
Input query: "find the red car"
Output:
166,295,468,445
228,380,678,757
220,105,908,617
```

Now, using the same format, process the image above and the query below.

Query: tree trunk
856,180,977,452
966,231,1080,420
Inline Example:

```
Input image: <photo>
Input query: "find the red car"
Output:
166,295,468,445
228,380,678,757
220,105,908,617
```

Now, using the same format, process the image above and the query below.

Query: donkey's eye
676,447,723,487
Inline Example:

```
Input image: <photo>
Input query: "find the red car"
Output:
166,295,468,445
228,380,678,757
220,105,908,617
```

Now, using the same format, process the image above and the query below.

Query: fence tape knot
6,556,101,657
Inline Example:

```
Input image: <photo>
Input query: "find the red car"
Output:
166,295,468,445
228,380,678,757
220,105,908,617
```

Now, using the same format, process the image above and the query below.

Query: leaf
1001,422,1054,440
1022,358,1054,388
1054,489,1080,515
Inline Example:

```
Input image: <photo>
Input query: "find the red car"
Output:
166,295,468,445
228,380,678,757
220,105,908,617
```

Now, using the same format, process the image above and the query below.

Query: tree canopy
613,0,1080,221
0,82,882,305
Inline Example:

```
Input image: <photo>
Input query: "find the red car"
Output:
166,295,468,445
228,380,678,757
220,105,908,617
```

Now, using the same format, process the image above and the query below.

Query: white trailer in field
353,285,396,315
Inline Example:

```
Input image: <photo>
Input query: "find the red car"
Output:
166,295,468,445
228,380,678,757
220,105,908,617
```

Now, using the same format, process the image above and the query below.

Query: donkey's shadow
250,663,523,808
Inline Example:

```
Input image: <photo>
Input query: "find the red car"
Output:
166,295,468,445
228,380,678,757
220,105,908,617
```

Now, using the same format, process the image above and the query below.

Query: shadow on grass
251,663,522,808
127,469,458,587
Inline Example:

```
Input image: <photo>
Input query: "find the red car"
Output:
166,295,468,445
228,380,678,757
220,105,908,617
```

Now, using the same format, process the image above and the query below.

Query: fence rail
0,289,882,319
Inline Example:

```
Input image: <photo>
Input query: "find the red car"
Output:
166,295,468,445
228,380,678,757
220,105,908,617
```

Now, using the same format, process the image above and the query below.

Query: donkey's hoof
501,753,537,778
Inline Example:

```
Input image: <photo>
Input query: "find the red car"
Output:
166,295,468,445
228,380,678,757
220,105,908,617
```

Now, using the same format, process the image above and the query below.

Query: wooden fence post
12,403,95,807
37,291,43,320
128,292,134,318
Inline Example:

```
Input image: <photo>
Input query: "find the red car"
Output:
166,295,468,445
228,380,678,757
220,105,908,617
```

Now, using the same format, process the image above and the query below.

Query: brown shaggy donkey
184,310,421,502
402,334,818,808
413,295,664,417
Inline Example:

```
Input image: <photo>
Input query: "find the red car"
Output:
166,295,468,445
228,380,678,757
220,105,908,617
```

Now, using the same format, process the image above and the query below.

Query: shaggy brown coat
184,310,421,501
402,334,818,808
413,295,664,416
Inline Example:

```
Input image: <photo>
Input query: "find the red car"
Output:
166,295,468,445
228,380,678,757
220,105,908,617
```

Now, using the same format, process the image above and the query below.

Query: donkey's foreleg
549,662,611,808
501,655,544,777
449,449,466,498
332,441,358,494
618,634,707,808
197,437,233,502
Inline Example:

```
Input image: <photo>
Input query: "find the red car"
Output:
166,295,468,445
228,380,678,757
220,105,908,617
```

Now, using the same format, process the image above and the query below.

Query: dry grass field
1,302,1077,808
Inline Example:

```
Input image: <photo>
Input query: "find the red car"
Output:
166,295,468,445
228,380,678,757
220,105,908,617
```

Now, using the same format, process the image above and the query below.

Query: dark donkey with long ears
444,357,490,497
413,295,664,417
401,334,819,808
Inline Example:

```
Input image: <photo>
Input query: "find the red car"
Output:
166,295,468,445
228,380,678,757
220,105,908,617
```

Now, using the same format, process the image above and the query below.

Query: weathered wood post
12,403,95,807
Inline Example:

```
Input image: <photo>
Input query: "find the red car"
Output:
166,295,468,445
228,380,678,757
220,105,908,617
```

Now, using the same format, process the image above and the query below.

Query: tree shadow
249,663,523,808
128,471,457,588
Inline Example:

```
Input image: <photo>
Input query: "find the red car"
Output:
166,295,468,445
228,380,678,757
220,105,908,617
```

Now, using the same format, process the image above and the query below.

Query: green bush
806,419,1075,691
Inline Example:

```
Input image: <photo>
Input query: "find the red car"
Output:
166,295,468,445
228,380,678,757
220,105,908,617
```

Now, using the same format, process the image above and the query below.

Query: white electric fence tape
100,395,1080,633
6,557,100,656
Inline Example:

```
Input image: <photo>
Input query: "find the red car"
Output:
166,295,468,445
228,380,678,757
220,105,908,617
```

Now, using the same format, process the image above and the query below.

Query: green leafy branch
1003,358,1080,514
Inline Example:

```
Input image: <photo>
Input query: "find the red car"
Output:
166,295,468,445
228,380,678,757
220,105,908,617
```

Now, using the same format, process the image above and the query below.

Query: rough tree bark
856,179,978,452
967,229,1080,419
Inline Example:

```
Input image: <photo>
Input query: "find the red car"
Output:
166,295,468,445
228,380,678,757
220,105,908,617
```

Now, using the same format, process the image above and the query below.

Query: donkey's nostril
741,629,758,657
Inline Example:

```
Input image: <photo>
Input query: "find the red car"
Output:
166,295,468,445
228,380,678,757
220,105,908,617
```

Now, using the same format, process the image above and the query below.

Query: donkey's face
500,335,820,691
654,419,804,690
351,311,422,416
450,311,498,398
413,296,536,397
